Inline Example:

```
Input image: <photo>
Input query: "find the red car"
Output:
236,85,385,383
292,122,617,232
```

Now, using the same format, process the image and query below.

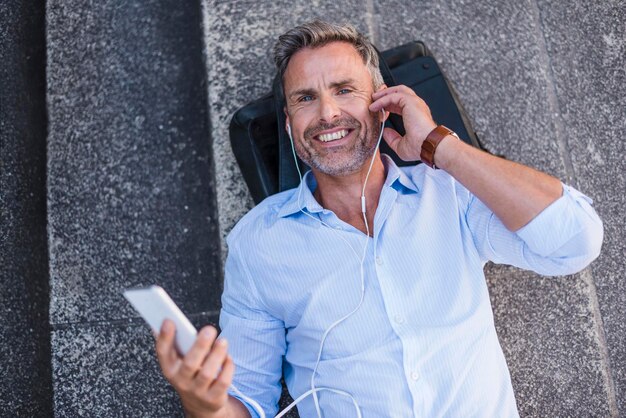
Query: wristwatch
420,125,459,169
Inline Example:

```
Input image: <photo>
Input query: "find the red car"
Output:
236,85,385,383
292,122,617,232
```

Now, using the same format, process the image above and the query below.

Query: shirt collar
276,171,322,218
276,154,419,218
381,154,419,195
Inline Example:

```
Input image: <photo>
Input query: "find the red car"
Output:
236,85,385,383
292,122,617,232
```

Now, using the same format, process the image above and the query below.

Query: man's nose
318,95,341,123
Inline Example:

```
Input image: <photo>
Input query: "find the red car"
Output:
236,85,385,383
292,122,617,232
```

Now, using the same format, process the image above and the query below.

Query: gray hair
273,20,384,89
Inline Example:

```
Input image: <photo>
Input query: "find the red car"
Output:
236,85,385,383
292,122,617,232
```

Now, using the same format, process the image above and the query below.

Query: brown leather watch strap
420,125,457,169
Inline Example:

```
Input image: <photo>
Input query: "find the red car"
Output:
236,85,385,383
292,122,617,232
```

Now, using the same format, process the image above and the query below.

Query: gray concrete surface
0,0,53,415
203,0,624,417
51,313,218,416
46,0,222,414
534,1,626,413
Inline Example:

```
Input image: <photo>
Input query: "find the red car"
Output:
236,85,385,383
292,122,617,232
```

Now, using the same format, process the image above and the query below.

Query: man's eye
338,88,352,95
299,95,314,102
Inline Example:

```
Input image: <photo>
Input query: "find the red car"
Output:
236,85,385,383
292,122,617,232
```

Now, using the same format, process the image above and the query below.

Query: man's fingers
370,86,428,116
216,355,235,389
155,320,180,379
369,93,406,115
178,326,218,380
371,84,437,161
196,338,229,390
372,85,414,99
206,354,235,402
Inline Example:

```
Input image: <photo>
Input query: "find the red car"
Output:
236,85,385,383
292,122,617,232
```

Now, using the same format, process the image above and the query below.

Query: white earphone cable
310,109,385,418
232,109,385,418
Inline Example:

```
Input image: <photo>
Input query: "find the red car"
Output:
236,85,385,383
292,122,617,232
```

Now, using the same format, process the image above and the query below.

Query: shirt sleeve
219,237,286,418
464,182,604,276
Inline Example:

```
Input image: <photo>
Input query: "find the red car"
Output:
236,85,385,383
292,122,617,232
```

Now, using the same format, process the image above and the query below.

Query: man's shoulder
227,187,298,244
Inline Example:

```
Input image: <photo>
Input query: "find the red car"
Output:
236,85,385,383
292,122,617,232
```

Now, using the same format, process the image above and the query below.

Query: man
155,21,603,418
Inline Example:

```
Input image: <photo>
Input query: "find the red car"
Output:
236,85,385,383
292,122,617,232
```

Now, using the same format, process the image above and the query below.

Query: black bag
229,41,481,204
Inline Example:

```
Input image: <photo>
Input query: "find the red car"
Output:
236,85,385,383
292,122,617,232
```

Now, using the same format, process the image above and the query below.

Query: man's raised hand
369,85,438,162
155,320,240,418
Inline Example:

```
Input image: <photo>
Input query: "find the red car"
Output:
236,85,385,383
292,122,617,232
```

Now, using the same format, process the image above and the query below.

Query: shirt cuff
515,183,597,256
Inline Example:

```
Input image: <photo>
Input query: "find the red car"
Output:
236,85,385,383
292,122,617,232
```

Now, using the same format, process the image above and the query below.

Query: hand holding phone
124,285,265,417
123,285,197,355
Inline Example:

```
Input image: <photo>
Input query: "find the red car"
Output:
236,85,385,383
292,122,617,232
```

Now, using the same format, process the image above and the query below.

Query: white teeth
318,129,349,142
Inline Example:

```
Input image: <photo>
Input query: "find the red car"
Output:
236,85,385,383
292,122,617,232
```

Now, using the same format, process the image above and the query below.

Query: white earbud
286,123,292,137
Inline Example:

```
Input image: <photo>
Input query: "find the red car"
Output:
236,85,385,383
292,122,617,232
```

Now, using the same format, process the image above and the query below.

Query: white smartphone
123,285,198,356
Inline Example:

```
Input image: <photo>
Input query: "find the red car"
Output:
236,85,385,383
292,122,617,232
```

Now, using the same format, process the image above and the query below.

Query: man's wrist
420,125,460,169
430,134,464,172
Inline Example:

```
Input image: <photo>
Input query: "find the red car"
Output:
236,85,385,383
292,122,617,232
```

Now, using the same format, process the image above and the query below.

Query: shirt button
375,256,383,265
410,371,420,381
394,315,405,324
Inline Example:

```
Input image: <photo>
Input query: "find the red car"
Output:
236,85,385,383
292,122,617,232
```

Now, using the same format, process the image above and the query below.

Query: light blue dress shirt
220,155,603,418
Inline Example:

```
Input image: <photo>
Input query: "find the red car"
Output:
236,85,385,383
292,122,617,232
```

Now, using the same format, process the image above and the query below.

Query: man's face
283,41,382,176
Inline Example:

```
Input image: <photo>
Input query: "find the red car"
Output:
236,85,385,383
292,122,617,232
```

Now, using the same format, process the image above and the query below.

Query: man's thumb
383,128,404,160
382,127,403,153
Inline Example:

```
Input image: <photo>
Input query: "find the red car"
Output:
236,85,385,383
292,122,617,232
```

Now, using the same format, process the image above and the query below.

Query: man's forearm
435,136,563,231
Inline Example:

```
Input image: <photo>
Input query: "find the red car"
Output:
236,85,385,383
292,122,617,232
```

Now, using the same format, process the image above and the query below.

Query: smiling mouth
316,129,351,142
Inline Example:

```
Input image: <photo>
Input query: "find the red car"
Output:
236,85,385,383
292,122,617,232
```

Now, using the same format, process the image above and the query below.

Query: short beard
296,112,382,176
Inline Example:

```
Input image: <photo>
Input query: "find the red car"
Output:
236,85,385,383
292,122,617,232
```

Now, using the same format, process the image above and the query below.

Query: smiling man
154,21,603,418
